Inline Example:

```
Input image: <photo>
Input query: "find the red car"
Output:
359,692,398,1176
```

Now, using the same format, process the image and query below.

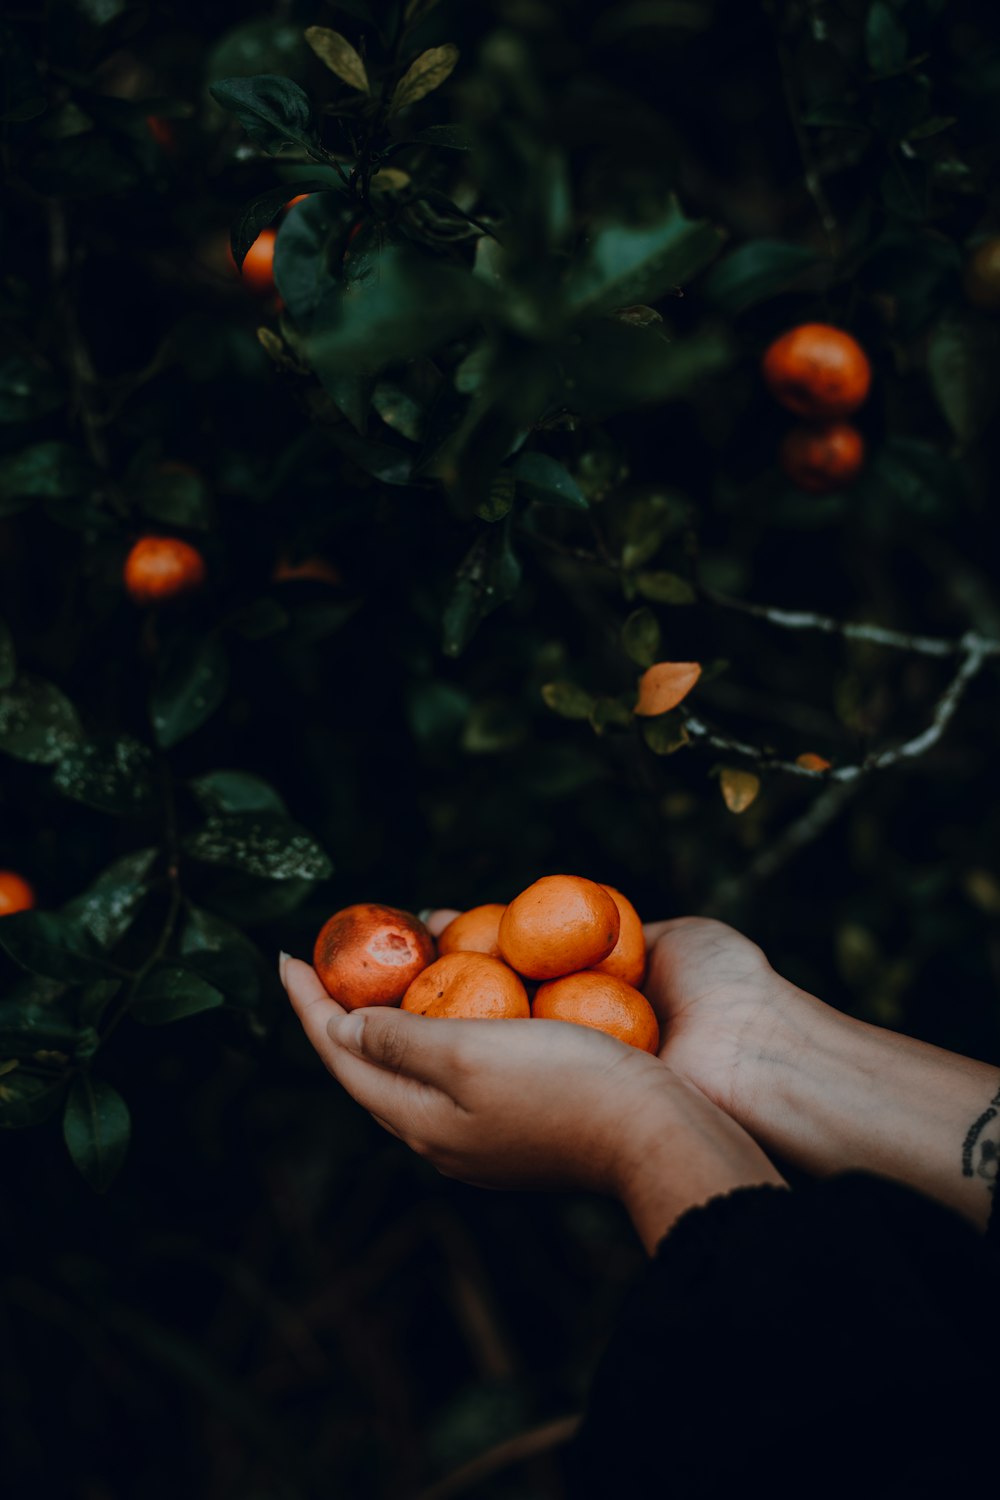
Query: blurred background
2,1,1000,1495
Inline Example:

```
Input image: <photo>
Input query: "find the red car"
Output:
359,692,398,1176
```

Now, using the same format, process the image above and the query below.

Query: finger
423,908,461,938
282,955,346,1068
329,1005,467,1088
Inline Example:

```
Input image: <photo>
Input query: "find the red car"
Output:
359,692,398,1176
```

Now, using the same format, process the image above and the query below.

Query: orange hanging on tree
762,323,872,418
123,536,206,605
780,421,865,493
0,871,35,917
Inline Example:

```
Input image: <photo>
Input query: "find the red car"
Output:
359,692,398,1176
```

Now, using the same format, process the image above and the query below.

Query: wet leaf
719,767,760,814
390,45,459,114
442,524,521,657
304,26,370,93
63,1076,130,1191
0,674,83,764
190,769,287,815
208,74,317,153
52,736,158,816
633,661,701,715
62,849,158,949
149,634,229,749
183,812,333,880
0,911,120,981
512,452,587,509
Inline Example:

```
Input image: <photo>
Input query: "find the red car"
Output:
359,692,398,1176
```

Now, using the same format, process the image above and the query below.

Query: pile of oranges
313,875,660,1053
762,322,871,494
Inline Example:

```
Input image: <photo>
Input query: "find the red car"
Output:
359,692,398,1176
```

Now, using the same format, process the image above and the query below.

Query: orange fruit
437,904,507,959
532,971,660,1053
285,194,311,210
123,536,206,605
593,886,646,986
314,903,435,1010
240,228,277,296
964,236,1000,311
762,324,872,418
779,421,865,493
272,555,343,587
401,952,529,1019
498,875,620,981
0,870,35,917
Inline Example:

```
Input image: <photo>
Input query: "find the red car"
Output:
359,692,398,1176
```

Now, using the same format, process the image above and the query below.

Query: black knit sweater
572,1175,999,1497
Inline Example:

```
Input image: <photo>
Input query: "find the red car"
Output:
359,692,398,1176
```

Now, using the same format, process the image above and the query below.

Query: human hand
281,943,785,1251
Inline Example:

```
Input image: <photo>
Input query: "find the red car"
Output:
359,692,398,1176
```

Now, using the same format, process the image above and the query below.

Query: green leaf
398,123,474,150
442,524,522,658
208,75,317,154
865,0,908,76
179,907,261,1006
63,1076,130,1191
635,570,696,604
183,812,333,880
273,191,357,327
132,966,226,1025
0,674,82,763
0,912,120,982
0,979,81,1059
190,769,287,816
564,198,723,318
0,618,15,690
0,355,64,424
702,240,822,314
541,682,595,721
52,736,157,816
230,178,334,270
0,442,93,514
406,679,471,747
553,321,732,416
640,712,690,755
389,44,459,114
512,452,588,509
589,696,633,735
926,316,998,445
622,607,662,667
137,466,214,530
476,469,516,522
149,634,230,749
305,26,370,92
0,23,47,123
62,849,158,949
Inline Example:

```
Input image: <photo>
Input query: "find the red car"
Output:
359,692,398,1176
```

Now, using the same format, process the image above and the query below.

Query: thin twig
410,1415,582,1500
762,0,839,257
706,780,860,914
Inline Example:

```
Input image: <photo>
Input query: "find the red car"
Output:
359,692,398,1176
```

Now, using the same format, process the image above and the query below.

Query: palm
642,918,789,1113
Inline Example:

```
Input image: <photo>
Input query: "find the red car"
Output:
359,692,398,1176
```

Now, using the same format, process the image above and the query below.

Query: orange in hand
0,870,35,917
401,952,529,1019
780,422,865,493
593,886,646,987
532,971,660,1053
438,904,507,960
124,536,206,605
762,324,871,419
314,903,435,1010
498,875,620,981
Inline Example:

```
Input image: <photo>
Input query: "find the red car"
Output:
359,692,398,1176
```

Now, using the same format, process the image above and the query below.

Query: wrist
613,1072,787,1254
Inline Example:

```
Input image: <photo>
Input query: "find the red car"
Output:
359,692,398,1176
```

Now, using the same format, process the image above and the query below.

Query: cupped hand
280,951,672,1199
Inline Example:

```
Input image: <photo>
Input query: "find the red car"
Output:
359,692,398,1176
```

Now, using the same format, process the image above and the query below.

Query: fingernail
331,1012,366,1054
278,950,290,986
417,908,433,924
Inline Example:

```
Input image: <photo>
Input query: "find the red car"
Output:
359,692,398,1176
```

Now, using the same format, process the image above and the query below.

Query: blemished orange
532,971,660,1053
779,422,865,493
272,555,343,587
401,952,529,1019
593,886,646,987
0,870,35,917
498,875,620,981
314,903,435,1010
762,324,871,418
438,904,507,960
124,536,206,605
240,228,277,295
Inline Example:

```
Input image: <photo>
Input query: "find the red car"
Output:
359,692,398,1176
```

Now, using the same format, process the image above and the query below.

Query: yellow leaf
305,26,370,93
633,661,701,716
796,751,832,772
720,767,760,814
390,44,460,114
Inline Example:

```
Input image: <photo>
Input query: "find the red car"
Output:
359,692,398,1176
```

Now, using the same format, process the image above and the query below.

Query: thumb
329,1005,460,1084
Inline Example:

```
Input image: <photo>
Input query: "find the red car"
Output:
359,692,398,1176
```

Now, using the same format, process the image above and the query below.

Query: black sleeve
570,1175,998,1499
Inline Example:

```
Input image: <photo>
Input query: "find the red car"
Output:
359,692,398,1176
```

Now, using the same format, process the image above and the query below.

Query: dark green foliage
3,1,1000,1495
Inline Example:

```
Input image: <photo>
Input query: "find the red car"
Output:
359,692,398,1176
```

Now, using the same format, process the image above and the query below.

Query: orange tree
2,1,1000,1495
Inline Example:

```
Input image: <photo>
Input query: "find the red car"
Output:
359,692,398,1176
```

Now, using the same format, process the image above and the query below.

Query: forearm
745,990,1000,1228
618,1079,787,1254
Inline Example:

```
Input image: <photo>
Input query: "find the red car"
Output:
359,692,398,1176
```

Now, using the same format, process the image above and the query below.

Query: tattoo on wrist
961,1083,1000,1196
